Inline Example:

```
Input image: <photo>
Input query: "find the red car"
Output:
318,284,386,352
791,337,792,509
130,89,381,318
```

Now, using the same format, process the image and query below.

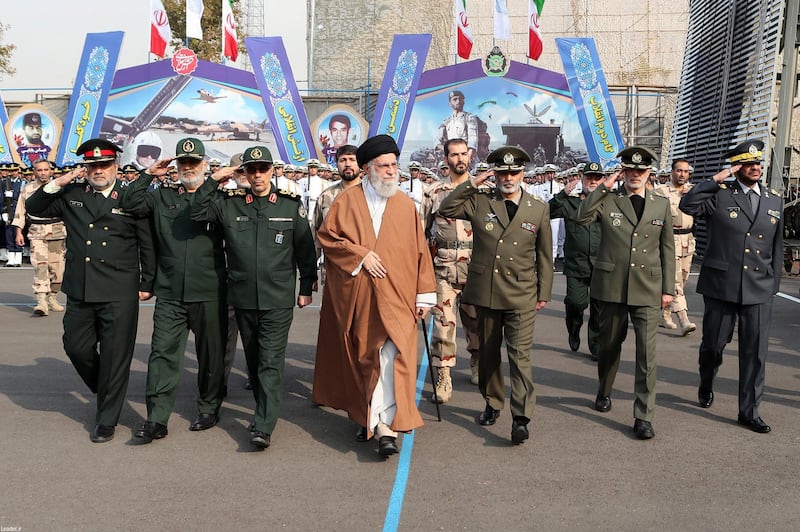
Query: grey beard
180,174,204,188
369,175,399,198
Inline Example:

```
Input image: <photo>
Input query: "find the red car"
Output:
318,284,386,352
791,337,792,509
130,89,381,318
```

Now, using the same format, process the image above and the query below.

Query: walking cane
420,316,442,422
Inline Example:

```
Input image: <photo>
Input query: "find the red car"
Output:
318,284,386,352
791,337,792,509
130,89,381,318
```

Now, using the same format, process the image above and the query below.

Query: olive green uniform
120,173,227,426
191,178,317,435
576,184,675,421
438,181,553,421
549,189,601,355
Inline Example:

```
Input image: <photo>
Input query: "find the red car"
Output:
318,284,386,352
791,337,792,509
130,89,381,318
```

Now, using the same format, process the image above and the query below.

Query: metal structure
669,0,785,180
241,0,265,71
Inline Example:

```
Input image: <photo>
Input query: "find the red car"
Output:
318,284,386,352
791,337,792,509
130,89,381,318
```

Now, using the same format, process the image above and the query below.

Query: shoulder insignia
276,189,300,201
771,188,778,195
527,193,546,204
719,184,727,189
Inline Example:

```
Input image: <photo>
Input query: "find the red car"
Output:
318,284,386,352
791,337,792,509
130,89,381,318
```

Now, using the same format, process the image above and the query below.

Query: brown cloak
312,184,435,435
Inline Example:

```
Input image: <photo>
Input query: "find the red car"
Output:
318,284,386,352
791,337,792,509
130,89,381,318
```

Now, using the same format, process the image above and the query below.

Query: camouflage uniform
313,182,347,286
421,180,479,398
12,180,67,314
655,182,697,334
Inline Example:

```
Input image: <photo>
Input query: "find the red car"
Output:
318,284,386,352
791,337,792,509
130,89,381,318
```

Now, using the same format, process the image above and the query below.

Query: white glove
1,213,8,223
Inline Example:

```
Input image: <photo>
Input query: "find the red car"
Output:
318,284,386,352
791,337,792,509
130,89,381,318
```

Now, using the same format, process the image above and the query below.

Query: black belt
436,240,473,250
27,216,63,224
673,227,693,235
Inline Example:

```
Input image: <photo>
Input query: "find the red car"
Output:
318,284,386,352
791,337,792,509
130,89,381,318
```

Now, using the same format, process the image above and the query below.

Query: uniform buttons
743,265,748,270
496,255,501,259
756,250,761,254
88,223,94,228
754,267,760,271
85,257,91,262
631,263,635,267
86,240,91,245
102,242,107,246
509,257,514,261
494,269,499,273
633,232,638,237
642,249,647,253
513,241,518,245
499,239,504,243
645,235,649,238
758,234,763,239
103,226,109,231
640,264,645,268
632,247,636,252
506,271,511,275
746,232,751,236
745,249,750,253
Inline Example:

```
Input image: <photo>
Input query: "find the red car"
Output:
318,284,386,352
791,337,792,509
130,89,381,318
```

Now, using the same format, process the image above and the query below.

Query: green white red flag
528,0,545,60
222,0,238,61
454,0,473,60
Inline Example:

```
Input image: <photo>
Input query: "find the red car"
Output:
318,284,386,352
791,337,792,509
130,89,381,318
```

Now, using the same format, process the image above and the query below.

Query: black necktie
747,190,759,215
505,199,518,221
629,194,644,221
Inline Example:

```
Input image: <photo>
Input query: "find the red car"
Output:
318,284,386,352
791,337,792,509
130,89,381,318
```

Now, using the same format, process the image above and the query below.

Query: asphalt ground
1,267,799,531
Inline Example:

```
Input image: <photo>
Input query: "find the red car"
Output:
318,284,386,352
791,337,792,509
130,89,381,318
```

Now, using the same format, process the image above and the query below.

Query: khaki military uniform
313,181,347,286
12,180,67,296
420,180,479,369
655,183,695,312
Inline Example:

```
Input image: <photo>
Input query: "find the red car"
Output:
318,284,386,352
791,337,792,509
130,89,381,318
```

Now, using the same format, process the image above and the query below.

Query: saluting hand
145,158,176,177
602,171,621,190
211,166,239,183
54,166,85,187
713,164,740,183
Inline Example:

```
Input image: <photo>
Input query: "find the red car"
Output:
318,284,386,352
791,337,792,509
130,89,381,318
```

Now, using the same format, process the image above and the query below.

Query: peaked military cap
618,146,657,170
306,158,320,168
23,112,42,126
408,161,421,169
241,146,273,166
76,138,122,163
475,162,490,172
487,145,531,172
175,137,205,160
273,159,285,168
724,139,764,164
583,161,604,176
439,161,449,169
122,164,138,173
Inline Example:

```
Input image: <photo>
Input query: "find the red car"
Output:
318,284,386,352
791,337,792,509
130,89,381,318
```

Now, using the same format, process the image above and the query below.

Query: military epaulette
528,193,547,204
223,188,248,197
476,185,493,194
771,188,778,195
276,189,300,201
719,183,727,189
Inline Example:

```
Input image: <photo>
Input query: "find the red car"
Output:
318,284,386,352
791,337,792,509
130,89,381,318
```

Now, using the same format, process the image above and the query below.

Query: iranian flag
150,0,172,58
454,0,473,60
528,0,545,60
222,0,238,62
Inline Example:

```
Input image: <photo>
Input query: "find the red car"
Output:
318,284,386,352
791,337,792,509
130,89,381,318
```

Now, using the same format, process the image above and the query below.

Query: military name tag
767,209,781,219
485,222,495,231
111,208,131,217
651,219,664,227
609,212,623,218
69,200,84,208
275,232,284,244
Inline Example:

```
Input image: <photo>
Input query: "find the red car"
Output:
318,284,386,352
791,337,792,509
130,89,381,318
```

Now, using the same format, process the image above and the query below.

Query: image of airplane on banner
100,49,275,168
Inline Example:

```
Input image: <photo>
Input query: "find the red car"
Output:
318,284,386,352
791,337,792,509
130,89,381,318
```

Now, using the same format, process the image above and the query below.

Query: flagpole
221,0,225,63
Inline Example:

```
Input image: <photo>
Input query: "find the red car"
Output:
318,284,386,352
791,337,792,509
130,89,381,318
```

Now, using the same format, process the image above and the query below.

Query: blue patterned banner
556,37,624,168
0,93,12,164
57,32,124,165
369,34,432,150
245,37,315,165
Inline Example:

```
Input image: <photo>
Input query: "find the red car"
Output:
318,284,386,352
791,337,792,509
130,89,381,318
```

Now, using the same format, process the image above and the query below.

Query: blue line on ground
382,318,433,532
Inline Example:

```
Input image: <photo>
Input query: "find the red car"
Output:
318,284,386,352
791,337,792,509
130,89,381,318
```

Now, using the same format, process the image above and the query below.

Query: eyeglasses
245,164,273,174
136,145,161,159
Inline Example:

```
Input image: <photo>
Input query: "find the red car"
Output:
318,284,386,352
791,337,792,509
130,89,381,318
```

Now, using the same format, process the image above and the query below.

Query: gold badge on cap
503,153,515,165
251,148,262,159
182,140,195,153
632,152,643,164
748,144,758,156
93,147,102,157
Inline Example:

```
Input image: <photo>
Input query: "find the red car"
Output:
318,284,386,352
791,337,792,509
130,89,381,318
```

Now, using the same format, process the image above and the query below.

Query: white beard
180,174,204,188
369,173,399,198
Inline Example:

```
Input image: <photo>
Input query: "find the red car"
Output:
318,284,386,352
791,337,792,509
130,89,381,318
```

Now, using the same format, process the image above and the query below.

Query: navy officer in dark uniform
26,139,156,443
191,146,317,449
121,138,227,443
679,139,783,433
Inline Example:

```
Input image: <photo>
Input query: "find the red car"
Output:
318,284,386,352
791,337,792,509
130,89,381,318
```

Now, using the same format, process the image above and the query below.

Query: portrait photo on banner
5,103,63,166
311,104,368,165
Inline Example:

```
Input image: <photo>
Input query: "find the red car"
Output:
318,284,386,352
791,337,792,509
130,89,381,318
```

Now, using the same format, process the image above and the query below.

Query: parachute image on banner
404,58,587,172
100,50,274,167
310,104,369,166
5,103,63,166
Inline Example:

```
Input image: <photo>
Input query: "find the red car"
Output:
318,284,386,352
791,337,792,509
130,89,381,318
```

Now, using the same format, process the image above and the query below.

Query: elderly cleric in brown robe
312,134,436,457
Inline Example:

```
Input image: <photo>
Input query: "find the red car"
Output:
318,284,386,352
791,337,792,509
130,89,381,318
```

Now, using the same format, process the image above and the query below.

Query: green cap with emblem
175,137,205,160
241,146,273,166
583,161,604,176
486,145,531,172
618,146,657,170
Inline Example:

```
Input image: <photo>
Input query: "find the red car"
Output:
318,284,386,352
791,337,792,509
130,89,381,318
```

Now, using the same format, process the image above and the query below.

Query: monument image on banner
100,51,274,166
5,104,63,166
405,57,587,172
310,104,369,165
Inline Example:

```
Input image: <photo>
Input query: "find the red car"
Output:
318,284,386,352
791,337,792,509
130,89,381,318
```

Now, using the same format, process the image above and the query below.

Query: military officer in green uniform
191,146,317,449
121,138,227,443
576,147,675,440
438,145,553,445
25,139,156,443
549,161,604,359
